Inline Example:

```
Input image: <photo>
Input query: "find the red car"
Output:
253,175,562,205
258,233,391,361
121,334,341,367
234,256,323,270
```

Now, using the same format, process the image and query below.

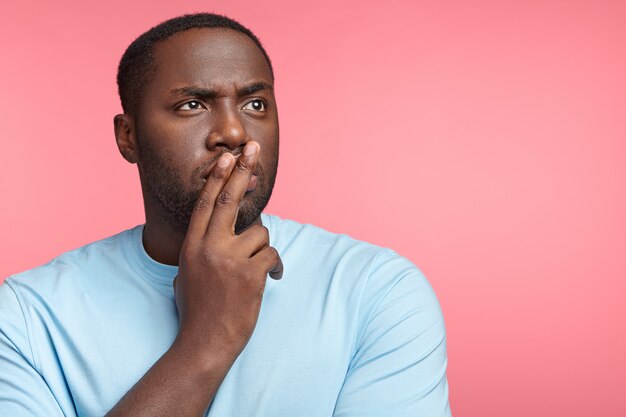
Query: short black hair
116,13,274,115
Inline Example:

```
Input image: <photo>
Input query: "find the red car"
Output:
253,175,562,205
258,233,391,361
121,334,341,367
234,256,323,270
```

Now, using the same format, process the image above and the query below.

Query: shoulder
360,248,444,331
263,212,427,269
262,213,384,265
3,225,142,304
262,213,440,312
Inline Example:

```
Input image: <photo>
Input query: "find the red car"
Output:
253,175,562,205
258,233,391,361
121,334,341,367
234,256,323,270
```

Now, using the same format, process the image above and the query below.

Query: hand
172,141,283,364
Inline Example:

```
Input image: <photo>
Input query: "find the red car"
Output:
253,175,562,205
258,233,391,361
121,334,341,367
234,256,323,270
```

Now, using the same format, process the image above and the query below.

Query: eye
177,100,206,111
242,99,266,112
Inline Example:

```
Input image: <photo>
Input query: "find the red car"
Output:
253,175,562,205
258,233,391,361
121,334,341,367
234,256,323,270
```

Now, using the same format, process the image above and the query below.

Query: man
0,13,451,417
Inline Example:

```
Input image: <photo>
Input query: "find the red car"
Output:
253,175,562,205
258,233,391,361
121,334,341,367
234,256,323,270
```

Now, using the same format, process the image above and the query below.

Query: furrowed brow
169,86,218,100
168,82,273,99
238,82,273,97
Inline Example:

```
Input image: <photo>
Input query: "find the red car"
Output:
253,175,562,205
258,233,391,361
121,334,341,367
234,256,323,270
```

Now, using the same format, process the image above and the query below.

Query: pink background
1,1,625,415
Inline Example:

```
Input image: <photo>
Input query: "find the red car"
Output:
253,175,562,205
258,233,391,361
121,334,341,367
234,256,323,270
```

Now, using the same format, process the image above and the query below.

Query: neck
142,218,185,266
141,208,263,266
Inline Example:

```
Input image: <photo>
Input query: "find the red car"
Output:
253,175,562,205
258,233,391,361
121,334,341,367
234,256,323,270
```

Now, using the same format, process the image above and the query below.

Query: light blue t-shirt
0,214,451,417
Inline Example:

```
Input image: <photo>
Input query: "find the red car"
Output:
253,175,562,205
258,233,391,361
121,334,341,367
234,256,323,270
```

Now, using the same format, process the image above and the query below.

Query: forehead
150,28,272,90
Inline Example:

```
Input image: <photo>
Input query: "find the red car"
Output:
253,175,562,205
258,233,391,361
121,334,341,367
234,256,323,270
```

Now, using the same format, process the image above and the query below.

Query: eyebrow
169,82,273,99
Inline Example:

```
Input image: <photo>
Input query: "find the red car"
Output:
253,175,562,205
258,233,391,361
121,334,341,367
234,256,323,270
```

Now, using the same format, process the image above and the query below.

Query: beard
136,139,277,236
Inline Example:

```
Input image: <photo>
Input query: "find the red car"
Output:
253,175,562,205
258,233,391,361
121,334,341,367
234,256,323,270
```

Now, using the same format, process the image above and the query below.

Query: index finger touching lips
208,141,260,235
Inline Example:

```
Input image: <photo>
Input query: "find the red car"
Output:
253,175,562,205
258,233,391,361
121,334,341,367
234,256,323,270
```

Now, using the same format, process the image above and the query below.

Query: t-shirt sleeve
333,249,452,417
0,281,65,417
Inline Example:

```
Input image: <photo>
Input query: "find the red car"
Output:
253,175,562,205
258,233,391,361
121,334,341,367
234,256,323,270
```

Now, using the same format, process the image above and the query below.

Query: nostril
206,124,247,151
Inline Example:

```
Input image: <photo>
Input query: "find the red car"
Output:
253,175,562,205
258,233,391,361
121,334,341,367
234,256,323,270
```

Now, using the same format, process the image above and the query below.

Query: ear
114,114,139,164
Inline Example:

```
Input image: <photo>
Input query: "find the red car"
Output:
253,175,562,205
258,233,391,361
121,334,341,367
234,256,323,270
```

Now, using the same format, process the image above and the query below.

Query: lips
200,153,260,193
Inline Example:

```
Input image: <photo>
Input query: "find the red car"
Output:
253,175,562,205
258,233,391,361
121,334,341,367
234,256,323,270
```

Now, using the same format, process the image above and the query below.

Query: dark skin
108,28,283,416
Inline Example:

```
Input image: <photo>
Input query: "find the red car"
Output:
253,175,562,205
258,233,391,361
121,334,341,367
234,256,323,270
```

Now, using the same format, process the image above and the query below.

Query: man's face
134,28,279,235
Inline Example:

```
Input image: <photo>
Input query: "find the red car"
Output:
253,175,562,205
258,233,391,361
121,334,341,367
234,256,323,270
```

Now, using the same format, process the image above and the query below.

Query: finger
185,152,235,242
269,255,284,280
231,206,240,234
208,141,259,236
237,224,270,257
253,246,284,280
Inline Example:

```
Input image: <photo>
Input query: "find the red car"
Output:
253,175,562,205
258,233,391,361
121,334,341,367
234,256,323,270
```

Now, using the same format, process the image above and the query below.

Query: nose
206,104,247,151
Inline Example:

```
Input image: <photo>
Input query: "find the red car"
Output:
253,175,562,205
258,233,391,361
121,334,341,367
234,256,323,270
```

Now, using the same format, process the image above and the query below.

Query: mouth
200,153,260,193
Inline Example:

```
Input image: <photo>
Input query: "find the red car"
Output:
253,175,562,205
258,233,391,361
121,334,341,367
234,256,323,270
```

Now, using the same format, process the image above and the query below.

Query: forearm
105,338,234,417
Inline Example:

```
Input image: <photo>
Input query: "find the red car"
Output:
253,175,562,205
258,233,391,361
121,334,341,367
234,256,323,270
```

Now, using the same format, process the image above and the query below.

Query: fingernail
217,153,231,168
244,142,258,156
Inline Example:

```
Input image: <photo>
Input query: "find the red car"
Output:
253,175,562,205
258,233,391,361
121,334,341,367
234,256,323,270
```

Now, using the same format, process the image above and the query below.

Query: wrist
170,332,239,377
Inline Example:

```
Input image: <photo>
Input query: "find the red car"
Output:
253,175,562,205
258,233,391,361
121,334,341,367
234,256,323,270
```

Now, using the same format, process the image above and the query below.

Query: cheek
259,145,279,179
139,114,209,166
254,124,279,157
254,127,278,159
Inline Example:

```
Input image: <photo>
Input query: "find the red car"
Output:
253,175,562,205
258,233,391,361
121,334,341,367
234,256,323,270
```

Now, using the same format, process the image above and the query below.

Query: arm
106,142,282,417
333,250,452,417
